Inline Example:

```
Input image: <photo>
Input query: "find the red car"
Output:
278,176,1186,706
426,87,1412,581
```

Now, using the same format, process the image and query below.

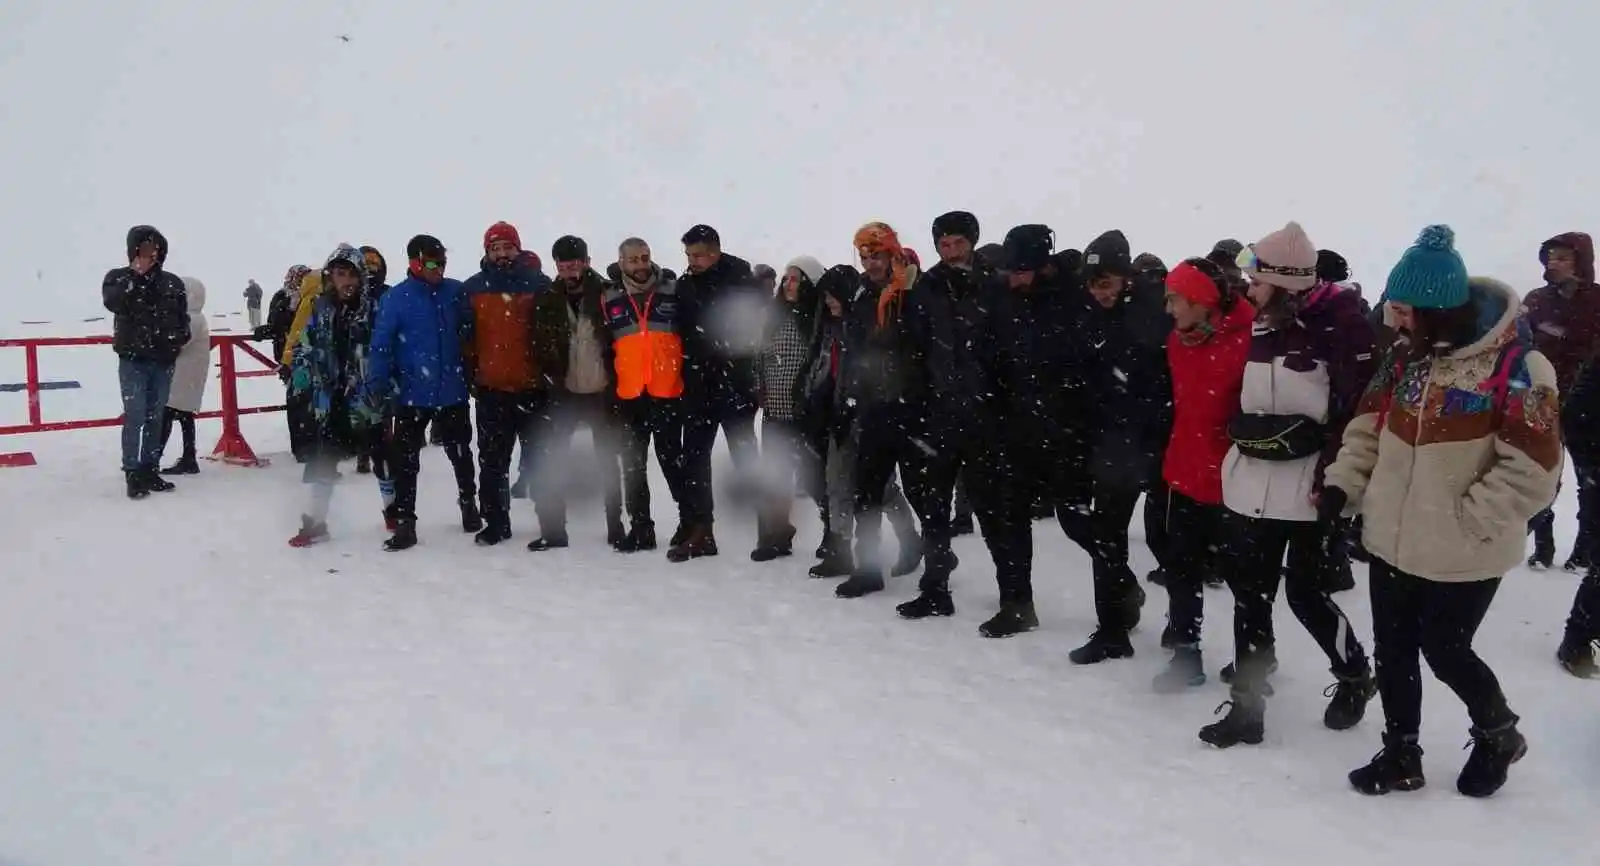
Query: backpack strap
1481,341,1527,415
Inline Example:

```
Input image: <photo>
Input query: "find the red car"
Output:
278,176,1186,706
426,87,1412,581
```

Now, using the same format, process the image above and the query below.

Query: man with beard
835,221,976,612
674,224,764,560
550,234,626,547
462,221,566,548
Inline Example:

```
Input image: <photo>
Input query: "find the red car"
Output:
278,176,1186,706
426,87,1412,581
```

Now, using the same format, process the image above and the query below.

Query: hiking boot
1198,691,1265,749
289,516,330,548
1068,629,1133,665
897,589,957,620
161,455,200,475
1457,722,1527,798
750,522,796,562
1220,650,1279,685
459,499,484,534
1349,734,1426,795
527,535,570,552
1323,669,1377,731
1528,517,1556,570
1146,567,1168,587
835,573,885,599
810,546,853,578
1557,634,1598,678
384,519,418,552
475,523,512,547
667,524,717,563
142,469,176,493
669,522,690,548
977,601,1037,636
126,471,150,500
1153,645,1206,693
613,522,657,553
1563,546,1592,573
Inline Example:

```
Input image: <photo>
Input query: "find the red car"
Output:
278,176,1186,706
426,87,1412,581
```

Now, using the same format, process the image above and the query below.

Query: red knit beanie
1166,261,1222,308
484,221,522,251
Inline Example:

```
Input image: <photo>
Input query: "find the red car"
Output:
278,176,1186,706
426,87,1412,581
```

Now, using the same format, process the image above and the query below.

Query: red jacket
1163,299,1255,505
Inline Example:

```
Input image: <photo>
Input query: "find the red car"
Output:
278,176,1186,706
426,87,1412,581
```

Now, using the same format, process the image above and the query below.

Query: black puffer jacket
976,269,1087,450
1076,268,1173,486
102,225,190,363
839,267,975,433
675,252,763,417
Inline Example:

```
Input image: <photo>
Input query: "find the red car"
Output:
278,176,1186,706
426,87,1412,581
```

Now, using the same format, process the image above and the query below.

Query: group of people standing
105,214,1598,800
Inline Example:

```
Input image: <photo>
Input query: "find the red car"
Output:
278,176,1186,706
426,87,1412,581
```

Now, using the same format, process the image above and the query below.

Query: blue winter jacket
365,275,473,408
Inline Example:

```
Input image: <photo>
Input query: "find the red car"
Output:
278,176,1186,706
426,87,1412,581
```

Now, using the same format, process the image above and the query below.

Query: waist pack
1228,413,1326,461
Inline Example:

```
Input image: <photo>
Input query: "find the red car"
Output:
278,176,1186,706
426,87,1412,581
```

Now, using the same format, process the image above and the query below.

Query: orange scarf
853,221,910,328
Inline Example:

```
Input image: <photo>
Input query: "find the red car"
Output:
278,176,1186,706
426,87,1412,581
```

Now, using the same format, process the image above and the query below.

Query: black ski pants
1225,513,1369,689
1154,486,1228,647
1369,558,1515,739
1566,566,1600,642
476,389,559,535
390,403,475,522
619,397,696,526
852,402,954,587
160,407,197,460
681,405,760,521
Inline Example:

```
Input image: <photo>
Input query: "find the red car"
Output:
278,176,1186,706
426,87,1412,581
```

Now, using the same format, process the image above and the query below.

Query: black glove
1317,487,1349,556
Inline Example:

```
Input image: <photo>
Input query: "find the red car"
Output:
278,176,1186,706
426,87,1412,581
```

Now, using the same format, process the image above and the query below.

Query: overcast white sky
0,0,1594,323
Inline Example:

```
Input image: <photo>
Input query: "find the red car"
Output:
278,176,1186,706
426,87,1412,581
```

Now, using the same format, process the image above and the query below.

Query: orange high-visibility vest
604,283,684,400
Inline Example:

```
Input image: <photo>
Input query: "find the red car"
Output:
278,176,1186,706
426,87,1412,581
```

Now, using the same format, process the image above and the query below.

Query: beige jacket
1325,277,1562,582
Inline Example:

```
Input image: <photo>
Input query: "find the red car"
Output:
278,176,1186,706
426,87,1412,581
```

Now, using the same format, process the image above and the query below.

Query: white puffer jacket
166,276,211,413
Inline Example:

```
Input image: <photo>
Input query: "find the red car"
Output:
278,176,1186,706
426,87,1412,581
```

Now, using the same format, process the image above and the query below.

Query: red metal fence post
208,336,267,467
24,343,42,428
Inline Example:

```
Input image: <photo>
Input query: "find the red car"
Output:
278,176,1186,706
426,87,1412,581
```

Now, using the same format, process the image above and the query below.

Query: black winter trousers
1154,486,1228,647
852,403,954,587
1566,566,1600,642
160,407,197,460
619,397,695,526
390,403,476,522
286,390,316,461
681,406,760,522
1224,514,1368,688
1369,558,1515,738
476,389,559,535
551,391,624,530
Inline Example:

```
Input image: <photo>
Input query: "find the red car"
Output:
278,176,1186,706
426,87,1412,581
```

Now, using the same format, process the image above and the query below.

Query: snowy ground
0,349,1595,866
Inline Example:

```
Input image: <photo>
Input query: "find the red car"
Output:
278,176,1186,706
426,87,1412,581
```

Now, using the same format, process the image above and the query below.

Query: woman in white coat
161,276,210,474
1199,222,1377,750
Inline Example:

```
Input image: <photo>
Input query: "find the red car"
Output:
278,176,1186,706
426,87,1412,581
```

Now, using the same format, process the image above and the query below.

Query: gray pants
826,436,914,543
118,357,174,473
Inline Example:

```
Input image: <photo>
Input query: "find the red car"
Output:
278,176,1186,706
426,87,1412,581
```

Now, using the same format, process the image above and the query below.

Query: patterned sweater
1325,277,1562,582
758,313,811,421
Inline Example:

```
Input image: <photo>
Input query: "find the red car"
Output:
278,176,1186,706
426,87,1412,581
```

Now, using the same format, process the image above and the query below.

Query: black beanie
1316,249,1350,283
931,211,980,245
1003,225,1055,272
552,235,588,262
816,264,861,304
975,243,1006,270
1082,230,1133,280
407,234,446,260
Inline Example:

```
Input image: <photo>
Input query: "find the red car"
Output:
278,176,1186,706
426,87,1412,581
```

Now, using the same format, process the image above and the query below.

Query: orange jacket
601,281,684,400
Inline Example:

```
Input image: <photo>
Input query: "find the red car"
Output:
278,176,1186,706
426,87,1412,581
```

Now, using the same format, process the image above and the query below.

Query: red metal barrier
0,334,285,468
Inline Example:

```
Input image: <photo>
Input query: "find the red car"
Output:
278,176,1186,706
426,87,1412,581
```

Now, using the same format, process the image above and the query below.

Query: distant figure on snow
244,279,264,329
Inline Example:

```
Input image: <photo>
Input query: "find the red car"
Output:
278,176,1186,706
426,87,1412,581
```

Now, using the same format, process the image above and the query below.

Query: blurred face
487,239,520,268
329,263,362,299
1089,274,1125,308
621,244,654,284
1546,247,1577,283
859,250,892,284
1387,301,1416,333
1165,292,1210,331
782,268,803,301
685,242,719,274
131,240,160,275
363,249,384,276
556,258,588,281
1246,276,1277,309
823,294,842,318
936,235,974,266
758,273,778,293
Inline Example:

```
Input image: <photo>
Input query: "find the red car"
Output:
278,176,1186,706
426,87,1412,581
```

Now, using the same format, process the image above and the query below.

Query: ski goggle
1235,245,1315,280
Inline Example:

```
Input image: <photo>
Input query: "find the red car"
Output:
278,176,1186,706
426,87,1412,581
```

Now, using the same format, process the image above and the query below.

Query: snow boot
669,521,690,549
667,523,717,563
898,588,957,620
384,519,418,552
460,498,484,534
810,536,853,578
1322,669,1377,731
1528,513,1556,570
1068,629,1134,665
475,522,513,547
614,521,657,553
1220,648,1279,685
1146,567,1168,587
1557,634,1597,678
1457,721,1527,798
126,471,150,500
606,517,627,548
977,601,1037,637
289,516,330,548
1153,645,1206,693
1563,543,1592,573
527,534,570,552
1198,689,1266,749
835,571,885,599
356,454,371,475
750,516,796,562
1349,733,1426,795
142,469,176,493
161,454,200,475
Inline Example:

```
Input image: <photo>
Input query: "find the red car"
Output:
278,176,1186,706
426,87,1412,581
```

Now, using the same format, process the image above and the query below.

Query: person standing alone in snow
244,279,263,330
1326,225,1558,798
160,275,211,475
103,225,191,499
365,234,479,551
1198,222,1375,749
285,246,382,546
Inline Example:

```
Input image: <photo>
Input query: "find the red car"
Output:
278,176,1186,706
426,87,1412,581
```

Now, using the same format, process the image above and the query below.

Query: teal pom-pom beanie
1384,224,1469,309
